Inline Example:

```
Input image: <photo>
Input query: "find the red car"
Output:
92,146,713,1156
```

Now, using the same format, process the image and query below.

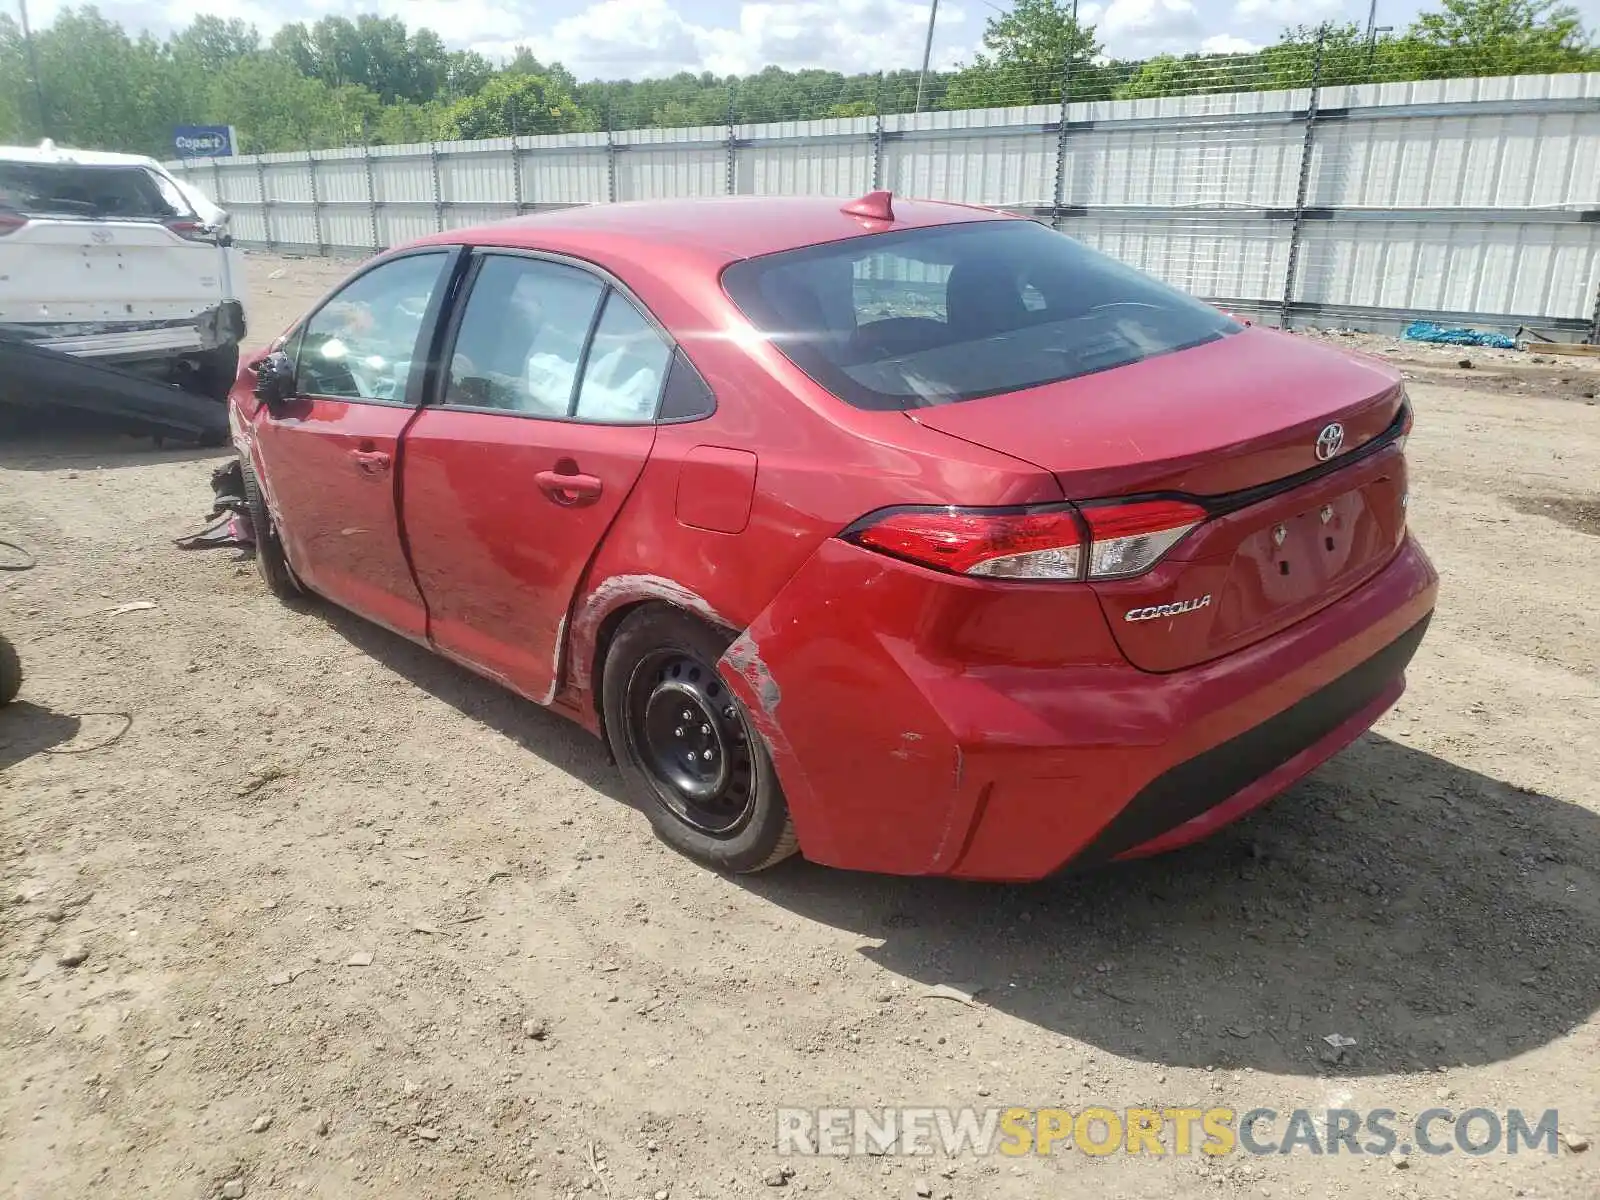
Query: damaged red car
230,192,1437,881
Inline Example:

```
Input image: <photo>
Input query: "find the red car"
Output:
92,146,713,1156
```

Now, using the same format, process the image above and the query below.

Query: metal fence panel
1295,219,1600,319
882,107,1058,207
1070,216,1290,306
736,119,873,197
521,135,611,206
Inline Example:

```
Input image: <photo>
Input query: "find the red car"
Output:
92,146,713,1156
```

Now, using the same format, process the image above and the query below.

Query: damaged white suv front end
0,141,248,400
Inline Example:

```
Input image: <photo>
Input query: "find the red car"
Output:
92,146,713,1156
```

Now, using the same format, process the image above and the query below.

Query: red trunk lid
909,327,1410,671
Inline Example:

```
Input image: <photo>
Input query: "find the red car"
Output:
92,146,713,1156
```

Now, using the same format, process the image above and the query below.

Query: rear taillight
845,497,1206,582
1078,498,1207,580
851,507,1084,579
164,218,213,242
0,212,26,237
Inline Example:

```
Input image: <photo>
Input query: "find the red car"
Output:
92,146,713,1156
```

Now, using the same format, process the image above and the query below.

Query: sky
18,0,1600,80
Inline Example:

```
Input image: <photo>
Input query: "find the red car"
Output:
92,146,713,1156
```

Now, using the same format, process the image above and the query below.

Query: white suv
0,141,247,400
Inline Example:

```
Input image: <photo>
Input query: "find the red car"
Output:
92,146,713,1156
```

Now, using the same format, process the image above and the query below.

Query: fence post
872,72,886,191
305,147,324,256
1280,26,1328,330
605,103,618,205
725,90,738,196
429,140,445,232
1051,46,1076,228
362,143,380,253
1588,278,1600,345
509,100,524,216
254,155,274,252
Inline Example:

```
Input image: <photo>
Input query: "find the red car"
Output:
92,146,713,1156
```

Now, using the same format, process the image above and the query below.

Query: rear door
400,251,664,701
253,248,458,641
0,160,225,330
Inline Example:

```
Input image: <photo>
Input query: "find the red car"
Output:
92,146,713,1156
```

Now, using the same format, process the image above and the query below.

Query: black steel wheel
627,650,757,836
603,606,798,872
240,458,302,601
0,633,20,706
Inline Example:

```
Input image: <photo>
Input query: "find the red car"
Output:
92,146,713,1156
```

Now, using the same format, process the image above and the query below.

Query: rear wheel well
590,600,737,745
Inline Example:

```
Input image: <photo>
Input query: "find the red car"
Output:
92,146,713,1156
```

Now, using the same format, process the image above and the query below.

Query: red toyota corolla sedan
229,191,1437,881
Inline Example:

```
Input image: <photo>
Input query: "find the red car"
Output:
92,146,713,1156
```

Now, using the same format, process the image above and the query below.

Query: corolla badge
1315,422,1345,461
1125,595,1213,622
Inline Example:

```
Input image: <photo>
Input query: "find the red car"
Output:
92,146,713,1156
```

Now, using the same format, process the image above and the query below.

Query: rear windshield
0,162,189,221
721,219,1240,411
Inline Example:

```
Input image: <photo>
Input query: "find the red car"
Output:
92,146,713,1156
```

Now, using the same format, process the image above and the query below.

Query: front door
253,249,454,641
400,253,667,700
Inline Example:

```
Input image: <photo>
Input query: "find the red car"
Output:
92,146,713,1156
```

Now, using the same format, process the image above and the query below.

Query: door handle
349,449,392,474
535,469,603,506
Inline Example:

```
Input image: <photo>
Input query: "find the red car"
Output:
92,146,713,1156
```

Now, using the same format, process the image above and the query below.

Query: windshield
0,162,188,221
721,219,1240,411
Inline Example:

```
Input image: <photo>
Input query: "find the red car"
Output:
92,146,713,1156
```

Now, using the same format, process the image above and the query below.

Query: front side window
296,252,448,403
722,219,1240,412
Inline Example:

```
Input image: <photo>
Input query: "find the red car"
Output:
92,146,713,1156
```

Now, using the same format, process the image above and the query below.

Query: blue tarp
1402,321,1517,350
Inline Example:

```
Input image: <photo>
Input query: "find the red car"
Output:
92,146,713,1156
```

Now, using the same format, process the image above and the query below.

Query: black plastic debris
0,334,229,445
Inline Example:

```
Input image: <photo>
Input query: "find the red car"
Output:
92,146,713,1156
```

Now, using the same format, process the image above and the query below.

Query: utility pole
1064,0,1079,100
17,0,51,141
1363,0,1392,71
915,0,940,113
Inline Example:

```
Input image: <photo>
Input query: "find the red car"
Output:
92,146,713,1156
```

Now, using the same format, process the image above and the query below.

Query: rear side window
574,291,673,422
721,220,1240,412
0,162,187,221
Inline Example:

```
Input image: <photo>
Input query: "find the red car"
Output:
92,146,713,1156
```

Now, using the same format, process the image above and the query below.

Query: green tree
1409,0,1590,72
944,0,1104,107
169,16,259,73
203,54,347,152
0,15,30,142
447,73,595,138
22,8,188,155
270,15,463,105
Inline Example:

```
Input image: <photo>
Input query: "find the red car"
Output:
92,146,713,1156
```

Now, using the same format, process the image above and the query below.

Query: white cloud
1231,0,1341,21
1099,0,1207,56
520,0,972,79
1200,32,1262,52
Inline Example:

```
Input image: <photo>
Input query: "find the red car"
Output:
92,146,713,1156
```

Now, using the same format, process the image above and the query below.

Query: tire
0,634,20,705
186,342,241,403
239,458,300,601
602,606,798,873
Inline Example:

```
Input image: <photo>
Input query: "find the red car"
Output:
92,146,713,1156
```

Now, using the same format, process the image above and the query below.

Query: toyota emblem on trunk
1314,422,1345,461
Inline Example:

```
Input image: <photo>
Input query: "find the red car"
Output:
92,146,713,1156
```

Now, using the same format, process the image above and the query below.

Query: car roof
0,141,165,170
428,195,1018,268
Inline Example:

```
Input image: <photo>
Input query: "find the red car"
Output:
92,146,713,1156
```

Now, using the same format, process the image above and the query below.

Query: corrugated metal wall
169,71,1600,337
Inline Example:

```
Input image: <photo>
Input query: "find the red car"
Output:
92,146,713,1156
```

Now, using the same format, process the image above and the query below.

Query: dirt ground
2,250,1598,1200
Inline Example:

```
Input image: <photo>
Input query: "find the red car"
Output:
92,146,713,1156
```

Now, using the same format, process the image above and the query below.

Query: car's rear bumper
0,302,244,363
718,534,1438,881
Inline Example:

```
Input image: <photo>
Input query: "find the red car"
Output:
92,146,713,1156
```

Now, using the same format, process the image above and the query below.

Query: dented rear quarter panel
553,275,1061,736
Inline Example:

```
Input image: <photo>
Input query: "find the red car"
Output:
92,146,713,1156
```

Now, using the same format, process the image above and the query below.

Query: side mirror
254,351,295,414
